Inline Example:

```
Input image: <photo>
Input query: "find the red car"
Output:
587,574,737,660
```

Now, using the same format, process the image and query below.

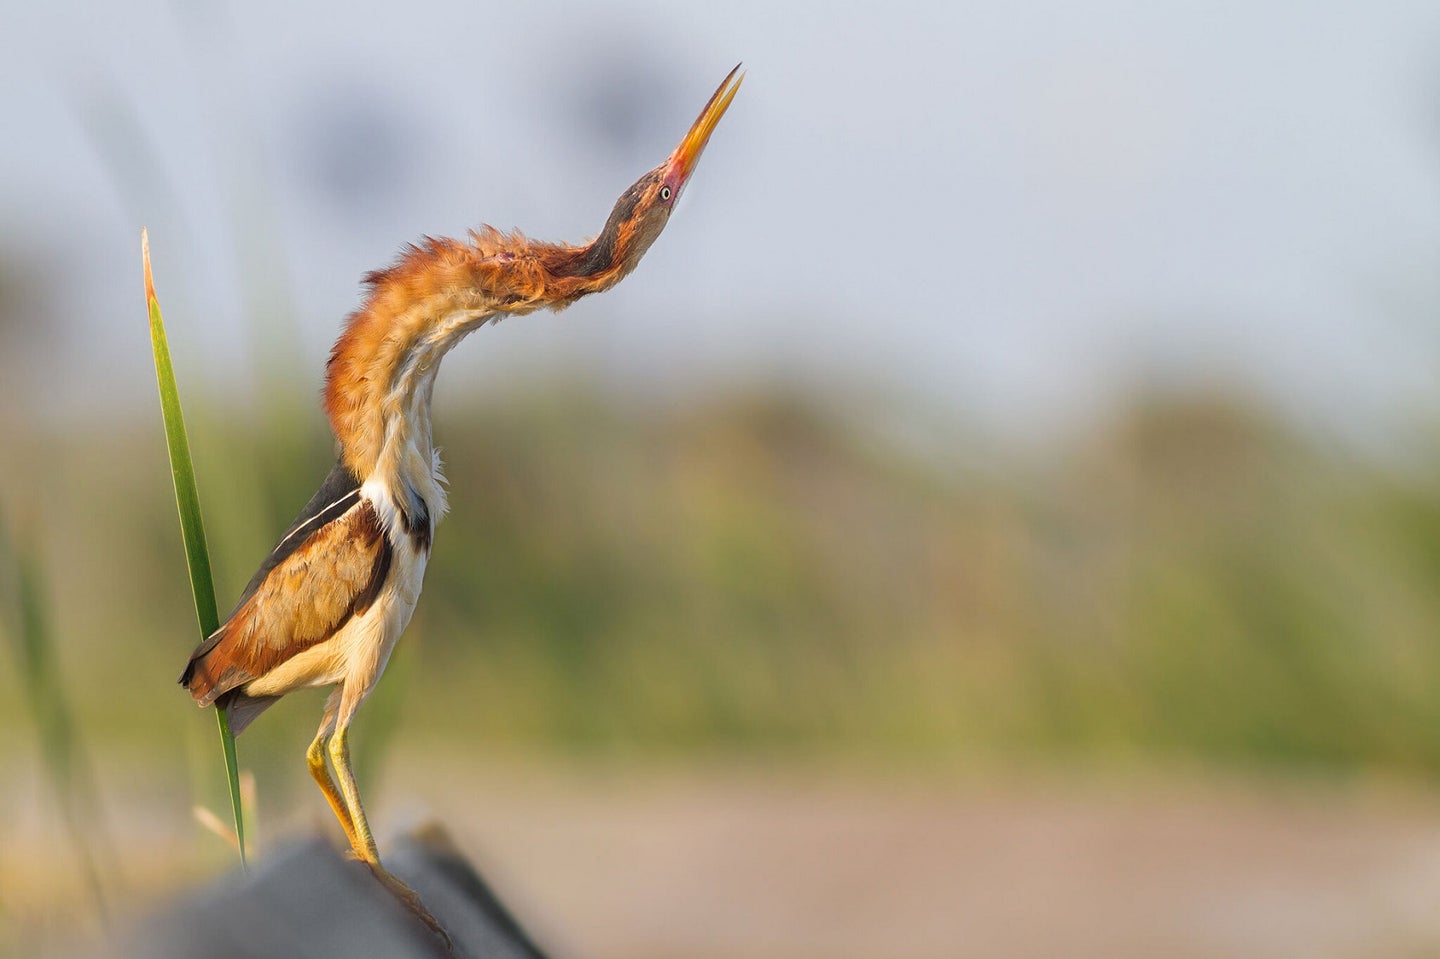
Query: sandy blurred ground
9,759,1440,959
405,766,1440,959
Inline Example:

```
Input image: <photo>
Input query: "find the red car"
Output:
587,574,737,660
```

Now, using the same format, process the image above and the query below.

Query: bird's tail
216,690,282,736
178,646,277,736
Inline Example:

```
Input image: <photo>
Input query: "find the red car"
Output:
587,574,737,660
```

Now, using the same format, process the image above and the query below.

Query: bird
179,64,743,932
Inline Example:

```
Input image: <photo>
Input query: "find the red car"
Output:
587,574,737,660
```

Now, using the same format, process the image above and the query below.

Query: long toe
365,862,452,951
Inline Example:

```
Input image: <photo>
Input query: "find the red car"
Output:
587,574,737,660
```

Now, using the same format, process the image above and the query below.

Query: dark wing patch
397,483,432,553
180,498,393,709
233,459,363,611
179,459,361,675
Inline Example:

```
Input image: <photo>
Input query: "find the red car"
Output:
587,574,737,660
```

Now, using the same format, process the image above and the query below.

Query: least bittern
180,65,742,930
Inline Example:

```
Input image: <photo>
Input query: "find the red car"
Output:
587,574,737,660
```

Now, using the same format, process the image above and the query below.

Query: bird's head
564,65,744,283
325,63,743,480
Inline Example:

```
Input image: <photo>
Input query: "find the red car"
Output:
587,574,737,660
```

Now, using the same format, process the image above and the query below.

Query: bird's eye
660,186,672,201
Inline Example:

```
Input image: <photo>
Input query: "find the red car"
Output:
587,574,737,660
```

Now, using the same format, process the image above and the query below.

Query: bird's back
179,460,395,732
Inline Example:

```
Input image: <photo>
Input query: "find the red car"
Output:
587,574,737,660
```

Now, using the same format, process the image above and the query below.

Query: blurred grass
6,382,1440,780
0,509,111,921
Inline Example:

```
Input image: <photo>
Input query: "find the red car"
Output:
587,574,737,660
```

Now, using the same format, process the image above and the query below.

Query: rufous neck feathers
322,224,640,484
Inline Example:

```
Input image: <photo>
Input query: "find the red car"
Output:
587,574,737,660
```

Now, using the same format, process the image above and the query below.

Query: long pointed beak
666,64,744,189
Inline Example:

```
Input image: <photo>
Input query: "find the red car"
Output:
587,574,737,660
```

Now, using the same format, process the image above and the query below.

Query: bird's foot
361,859,452,951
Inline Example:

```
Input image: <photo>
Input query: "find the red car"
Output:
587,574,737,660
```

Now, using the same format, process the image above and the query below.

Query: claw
364,861,452,951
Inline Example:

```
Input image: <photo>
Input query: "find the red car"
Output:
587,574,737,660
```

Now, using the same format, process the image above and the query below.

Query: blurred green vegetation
0,511,111,919
3,383,1439,782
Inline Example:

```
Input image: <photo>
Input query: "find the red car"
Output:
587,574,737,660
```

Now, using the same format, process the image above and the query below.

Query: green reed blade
144,230,246,870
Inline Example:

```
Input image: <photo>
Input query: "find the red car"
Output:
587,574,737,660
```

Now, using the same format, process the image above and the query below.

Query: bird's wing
180,495,393,707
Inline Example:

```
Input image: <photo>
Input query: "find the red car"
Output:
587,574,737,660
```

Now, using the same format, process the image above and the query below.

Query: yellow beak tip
670,64,745,183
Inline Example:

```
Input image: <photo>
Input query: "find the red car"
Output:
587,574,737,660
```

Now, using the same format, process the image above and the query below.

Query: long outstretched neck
321,59,743,515
321,218,647,518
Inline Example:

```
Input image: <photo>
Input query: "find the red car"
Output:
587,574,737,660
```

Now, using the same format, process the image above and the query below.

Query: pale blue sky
2,0,1438,449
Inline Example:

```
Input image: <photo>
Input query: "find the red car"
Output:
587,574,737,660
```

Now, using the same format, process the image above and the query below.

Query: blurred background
4,0,1440,956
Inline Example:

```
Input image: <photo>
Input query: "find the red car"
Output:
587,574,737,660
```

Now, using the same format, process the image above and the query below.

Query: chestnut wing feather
180,499,392,707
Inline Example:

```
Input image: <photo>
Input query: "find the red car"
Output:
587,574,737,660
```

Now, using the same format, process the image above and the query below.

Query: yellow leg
328,722,450,947
307,730,359,851
328,725,379,863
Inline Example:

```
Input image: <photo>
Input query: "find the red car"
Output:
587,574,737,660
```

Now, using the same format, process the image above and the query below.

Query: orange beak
666,64,744,192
